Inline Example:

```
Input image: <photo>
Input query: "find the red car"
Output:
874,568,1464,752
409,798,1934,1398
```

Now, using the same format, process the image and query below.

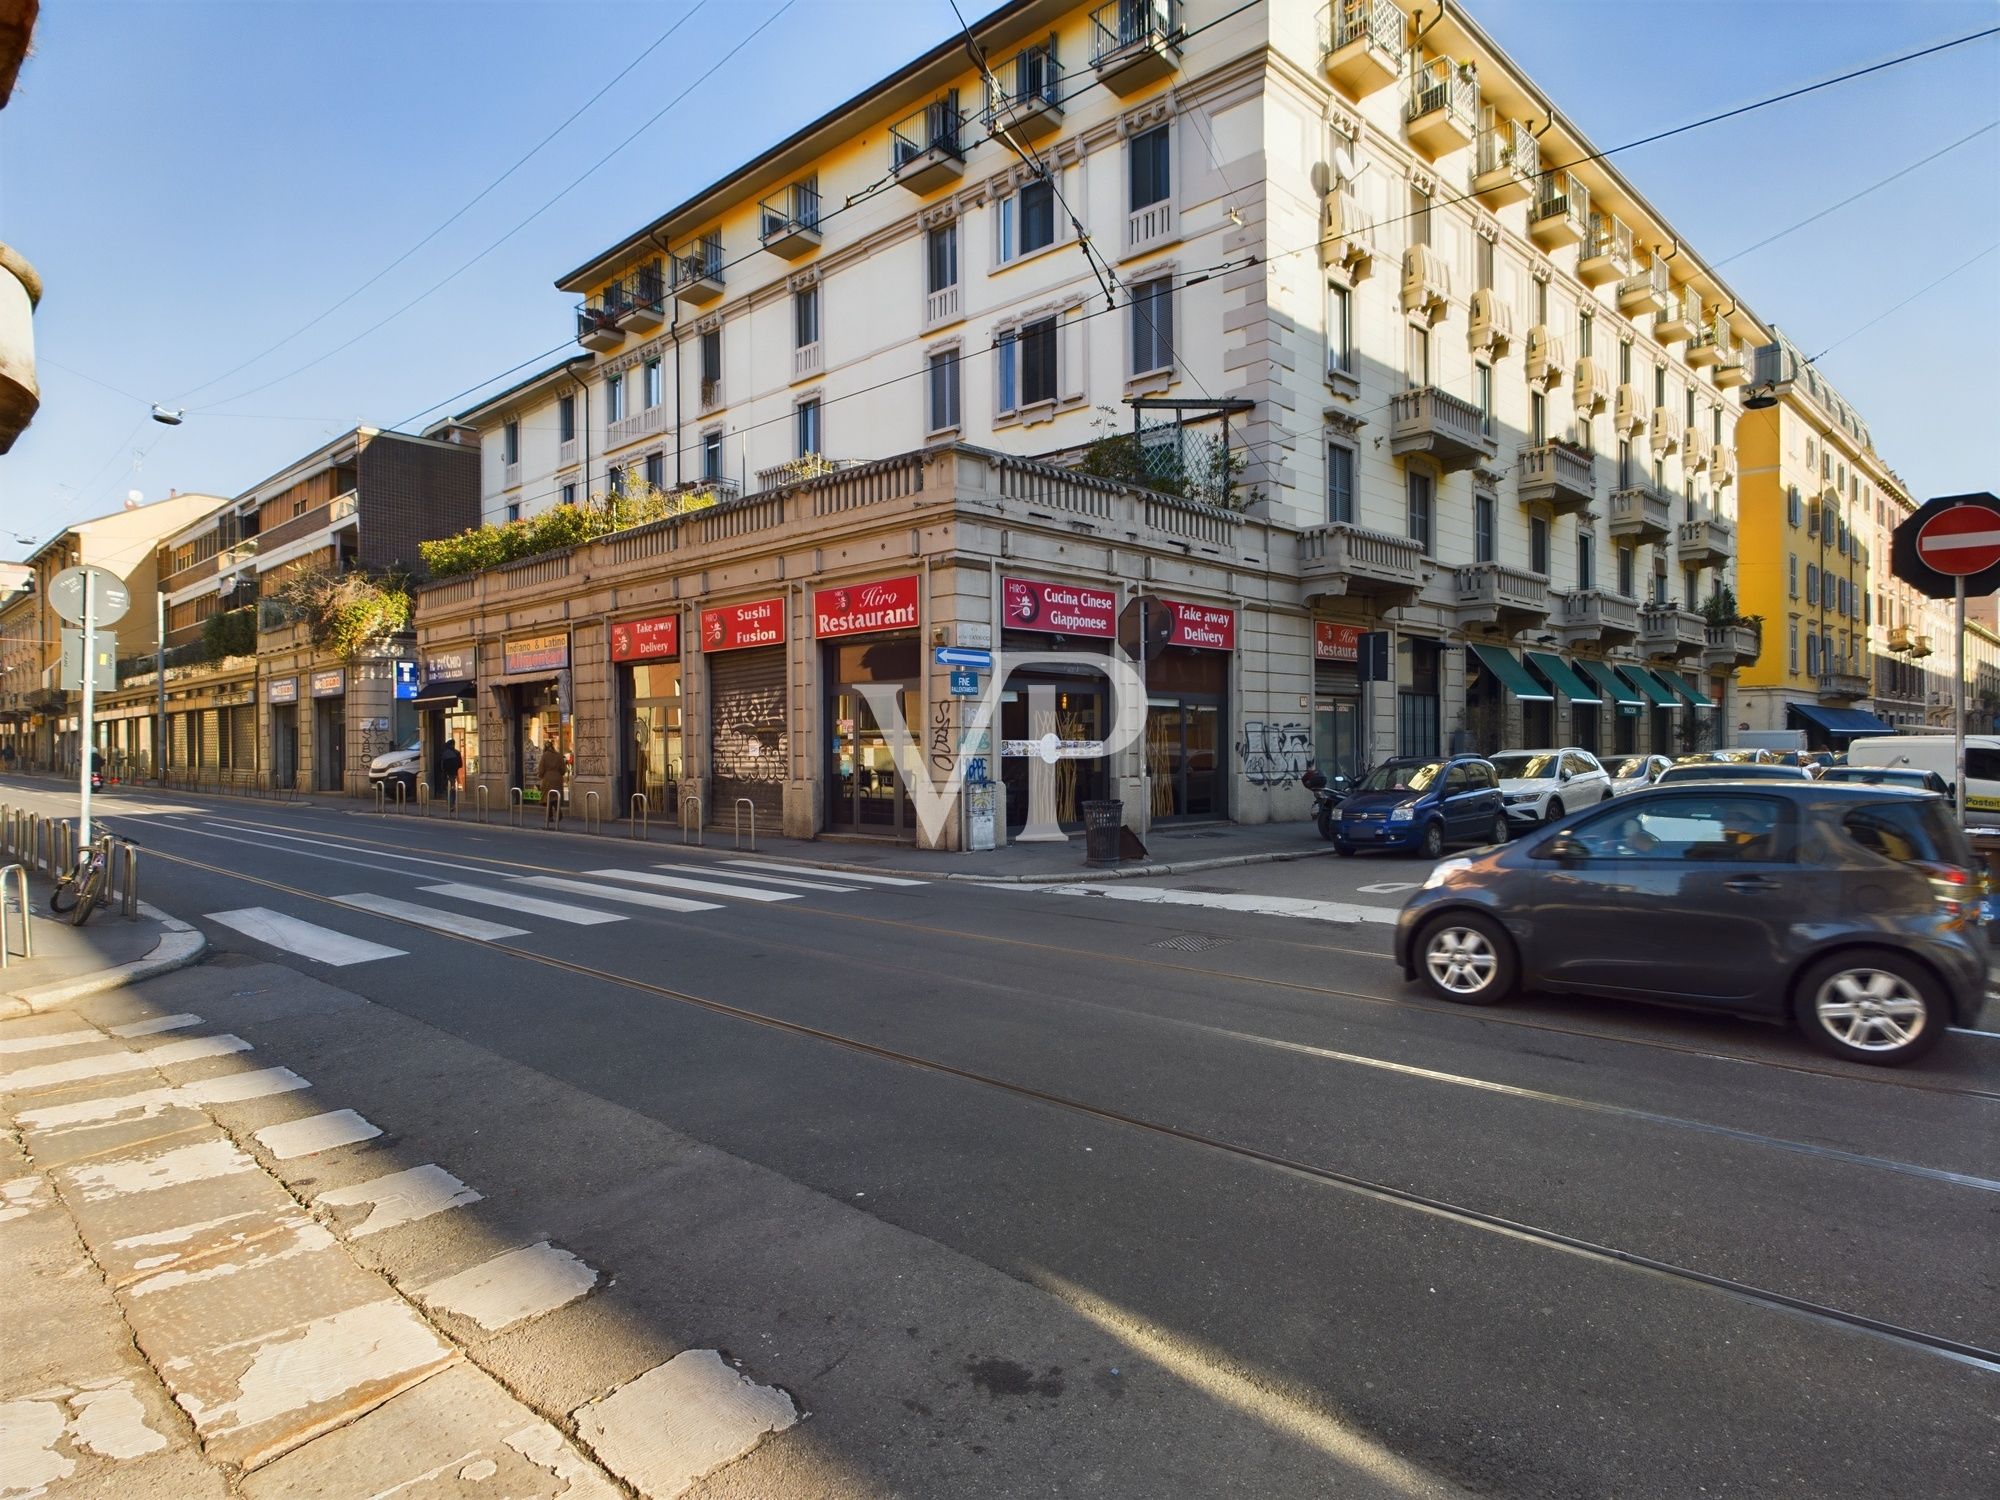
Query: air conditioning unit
1468,288,1513,356
1613,382,1644,436
1573,355,1612,413
1650,407,1682,455
1401,244,1451,325
1524,325,1566,389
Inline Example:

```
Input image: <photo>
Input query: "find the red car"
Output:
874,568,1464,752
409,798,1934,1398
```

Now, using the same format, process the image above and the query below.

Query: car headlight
1388,804,1415,823
1423,857,1473,889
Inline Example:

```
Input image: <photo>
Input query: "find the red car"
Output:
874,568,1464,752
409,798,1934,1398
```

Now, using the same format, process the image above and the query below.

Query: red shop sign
1163,598,1236,651
699,598,786,653
1002,576,1117,637
1315,621,1361,663
610,613,679,663
813,575,919,639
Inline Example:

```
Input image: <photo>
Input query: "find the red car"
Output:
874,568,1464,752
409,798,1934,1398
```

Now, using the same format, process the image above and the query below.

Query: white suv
1490,747,1613,827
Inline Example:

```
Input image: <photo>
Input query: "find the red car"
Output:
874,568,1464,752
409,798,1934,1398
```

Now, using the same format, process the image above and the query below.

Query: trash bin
1082,799,1124,866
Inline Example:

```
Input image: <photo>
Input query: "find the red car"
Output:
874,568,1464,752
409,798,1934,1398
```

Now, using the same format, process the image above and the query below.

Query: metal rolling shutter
229,704,257,772
198,709,221,769
707,646,787,828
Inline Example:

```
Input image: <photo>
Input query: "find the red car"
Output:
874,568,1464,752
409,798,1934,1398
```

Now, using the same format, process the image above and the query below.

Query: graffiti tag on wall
1238,721,1312,788
712,683,788,783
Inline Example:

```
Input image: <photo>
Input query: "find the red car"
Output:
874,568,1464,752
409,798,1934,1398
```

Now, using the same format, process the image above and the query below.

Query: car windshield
1359,760,1443,794
1823,767,1929,787
1605,757,1651,778
1490,753,1559,780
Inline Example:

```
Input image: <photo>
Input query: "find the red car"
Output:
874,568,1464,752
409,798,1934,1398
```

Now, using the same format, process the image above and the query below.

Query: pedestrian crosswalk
203,859,925,967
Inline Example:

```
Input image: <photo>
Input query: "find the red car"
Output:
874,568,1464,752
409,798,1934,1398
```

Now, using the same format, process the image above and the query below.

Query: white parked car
366,734,422,796
1603,753,1672,796
1489,748,1613,826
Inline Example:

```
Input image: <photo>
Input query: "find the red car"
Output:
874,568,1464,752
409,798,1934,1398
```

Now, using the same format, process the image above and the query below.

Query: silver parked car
1603,754,1672,795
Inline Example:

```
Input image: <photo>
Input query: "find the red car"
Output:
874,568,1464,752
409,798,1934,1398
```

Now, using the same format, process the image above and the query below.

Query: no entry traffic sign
1915,504,2000,577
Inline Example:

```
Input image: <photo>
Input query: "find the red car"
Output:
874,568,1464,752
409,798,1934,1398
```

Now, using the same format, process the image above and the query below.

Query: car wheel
1793,950,1946,1065
1418,820,1445,860
1316,802,1335,842
1334,843,1357,857
1488,813,1509,845
1544,798,1564,825
1416,912,1516,1006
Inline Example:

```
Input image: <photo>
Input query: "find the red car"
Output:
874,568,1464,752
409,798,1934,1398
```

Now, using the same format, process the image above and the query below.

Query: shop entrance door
1000,679,1108,830
1145,699,1225,820
270,706,298,791
828,686,915,835
313,699,344,792
1313,698,1361,782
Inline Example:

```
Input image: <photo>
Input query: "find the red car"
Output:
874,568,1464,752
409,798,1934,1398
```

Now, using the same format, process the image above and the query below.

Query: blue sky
4,0,1996,548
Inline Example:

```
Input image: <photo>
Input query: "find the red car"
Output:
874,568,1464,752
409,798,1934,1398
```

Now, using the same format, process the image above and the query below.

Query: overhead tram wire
193,0,802,414
166,3,712,409
1804,241,2000,365
376,16,2000,513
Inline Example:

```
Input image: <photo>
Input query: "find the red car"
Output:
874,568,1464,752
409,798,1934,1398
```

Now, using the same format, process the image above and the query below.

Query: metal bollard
584,789,600,835
416,780,432,817
629,792,648,840
122,844,139,921
394,780,408,814
476,783,491,823
508,787,524,827
374,782,387,816
680,792,703,846
1,861,29,965
550,791,565,830
734,798,756,852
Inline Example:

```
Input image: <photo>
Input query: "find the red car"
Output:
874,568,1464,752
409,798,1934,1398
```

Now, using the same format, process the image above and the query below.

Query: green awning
1577,658,1645,707
1524,651,1601,705
1466,643,1553,702
1654,667,1716,709
1617,664,1679,707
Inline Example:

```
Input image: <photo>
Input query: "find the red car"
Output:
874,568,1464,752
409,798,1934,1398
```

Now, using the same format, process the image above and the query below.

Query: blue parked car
1335,755,1509,859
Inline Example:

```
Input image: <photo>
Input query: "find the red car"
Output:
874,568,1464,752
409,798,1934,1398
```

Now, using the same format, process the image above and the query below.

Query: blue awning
1789,702,1896,738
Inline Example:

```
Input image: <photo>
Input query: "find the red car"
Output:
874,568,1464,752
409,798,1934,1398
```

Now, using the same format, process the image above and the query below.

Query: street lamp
150,405,183,426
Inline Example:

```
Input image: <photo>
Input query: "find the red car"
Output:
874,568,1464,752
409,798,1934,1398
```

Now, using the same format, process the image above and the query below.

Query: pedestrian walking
438,734,464,812
537,738,567,826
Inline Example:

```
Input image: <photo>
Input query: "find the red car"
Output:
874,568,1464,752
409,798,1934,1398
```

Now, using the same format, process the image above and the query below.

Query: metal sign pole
156,588,168,783
79,577,95,848
1954,573,1967,827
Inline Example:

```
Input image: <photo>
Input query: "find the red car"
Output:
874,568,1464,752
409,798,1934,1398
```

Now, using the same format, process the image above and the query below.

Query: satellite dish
125,490,143,509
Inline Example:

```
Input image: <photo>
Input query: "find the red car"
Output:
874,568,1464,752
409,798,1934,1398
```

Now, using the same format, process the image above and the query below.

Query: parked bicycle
49,824,137,927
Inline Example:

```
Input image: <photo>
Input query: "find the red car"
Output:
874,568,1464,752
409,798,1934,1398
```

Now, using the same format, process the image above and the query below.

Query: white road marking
0,1028,98,1056
66,1380,168,1460
583,869,800,903
15,1067,310,1132
1019,883,1400,926
571,1349,798,1499
206,821,468,871
514,875,721,914
63,1138,259,1201
423,883,624,926
417,1241,597,1331
317,1164,483,1238
207,908,408,966
165,823,417,878
649,863,859,893
181,1066,314,1106
0,1035,250,1092
1355,881,1419,894
723,858,925,886
108,1014,204,1038
254,1109,382,1160
333,892,528,940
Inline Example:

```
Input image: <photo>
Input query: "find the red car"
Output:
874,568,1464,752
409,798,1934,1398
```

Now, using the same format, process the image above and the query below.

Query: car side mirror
1540,834,1586,864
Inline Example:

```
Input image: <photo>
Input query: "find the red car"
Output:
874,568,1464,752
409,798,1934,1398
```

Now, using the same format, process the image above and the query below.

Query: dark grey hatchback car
1395,782,1986,1064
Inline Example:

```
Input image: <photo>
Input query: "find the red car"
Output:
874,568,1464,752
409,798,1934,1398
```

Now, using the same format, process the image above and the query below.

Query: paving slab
19,1102,216,1169
316,1163,483,1239
241,1361,620,1500
0,1034,248,1096
416,1241,599,1333
572,1349,799,1500
61,1153,303,1288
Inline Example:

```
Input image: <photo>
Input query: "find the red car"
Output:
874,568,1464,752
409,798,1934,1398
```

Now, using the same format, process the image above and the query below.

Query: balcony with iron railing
1090,0,1181,94
1517,441,1595,517
1888,623,1915,653
1390,386,1495,473
759,181,822,259
617,261,666,332
1818,670,1870,704
1319,0,1405,97
1618,258,1670,317
1912,632,1934,658
1472,116,1538,208
217,537,259,570
983,45,1063,142
890,98,967,194
1704,622,1761,669
1405,58,1477,158
1557,588,1640,647
575,292,625,353
1714,342,1749,387
1455,561,1549,632
1686,312,1732,368
1655,286,1698,344
1578,212,1634,287
1298,521,1428,607
1608,484,1672,543
1639,604,1706,661
1528,170,1589,250
672,246,725,307
1677,512,1734,565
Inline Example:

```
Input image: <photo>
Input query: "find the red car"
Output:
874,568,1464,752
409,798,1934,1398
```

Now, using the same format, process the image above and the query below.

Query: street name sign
48,565,131,628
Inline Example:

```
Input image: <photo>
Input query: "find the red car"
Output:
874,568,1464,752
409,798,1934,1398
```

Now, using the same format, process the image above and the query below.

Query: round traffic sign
1914,504,2000,577
46,564,132,628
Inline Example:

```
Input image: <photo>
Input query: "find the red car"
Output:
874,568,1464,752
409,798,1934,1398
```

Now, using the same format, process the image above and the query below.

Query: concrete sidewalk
2,873,207,1020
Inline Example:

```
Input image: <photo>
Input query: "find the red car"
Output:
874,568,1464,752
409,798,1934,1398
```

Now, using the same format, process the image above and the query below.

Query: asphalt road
8,776,1996,1498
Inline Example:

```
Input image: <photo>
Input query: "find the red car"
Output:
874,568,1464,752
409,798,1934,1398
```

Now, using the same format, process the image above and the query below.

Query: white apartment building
435,0,1777,844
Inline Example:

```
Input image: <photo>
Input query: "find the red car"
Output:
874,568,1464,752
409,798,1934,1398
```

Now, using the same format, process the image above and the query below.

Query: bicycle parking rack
476,784,491,823
415,781,432,817
734,798,756,852
680,793,703,846
1,862,29,966
629,793,648,841
583,790,601,835
509,787,524,827
374,783,387,816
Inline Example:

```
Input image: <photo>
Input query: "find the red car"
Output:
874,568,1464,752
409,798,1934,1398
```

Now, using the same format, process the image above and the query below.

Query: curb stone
1,901,208,1018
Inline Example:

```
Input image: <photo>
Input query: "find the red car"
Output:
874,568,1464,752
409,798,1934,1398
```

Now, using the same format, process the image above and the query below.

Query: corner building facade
439,0,1780,846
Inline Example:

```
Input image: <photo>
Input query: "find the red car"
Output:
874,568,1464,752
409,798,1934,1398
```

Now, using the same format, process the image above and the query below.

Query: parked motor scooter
1300,765,1351,842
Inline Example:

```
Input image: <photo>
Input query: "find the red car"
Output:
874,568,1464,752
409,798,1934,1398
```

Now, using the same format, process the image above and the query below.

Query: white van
1846,735,2000,824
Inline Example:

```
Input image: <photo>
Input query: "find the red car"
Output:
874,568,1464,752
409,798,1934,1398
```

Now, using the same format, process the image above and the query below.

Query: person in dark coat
536,737,567,825
437,734,464,811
